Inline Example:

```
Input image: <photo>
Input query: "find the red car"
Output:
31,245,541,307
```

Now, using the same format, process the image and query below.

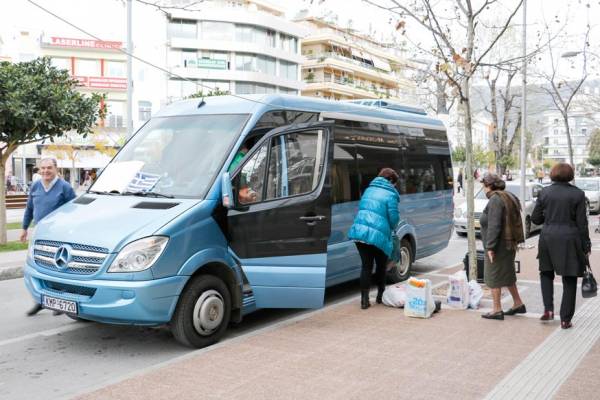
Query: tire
387,239,413,283
171,275,231,349
525,218,532,238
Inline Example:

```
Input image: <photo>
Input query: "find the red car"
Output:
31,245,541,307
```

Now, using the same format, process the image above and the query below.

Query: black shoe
540,311,554,321
482,311,504,320
561,320,573,329
504,304,527,316
361,291,371,310
26,304,43,316
376,288,384,304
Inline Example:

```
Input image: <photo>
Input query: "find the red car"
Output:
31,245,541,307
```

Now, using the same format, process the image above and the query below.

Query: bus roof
155,94,446,130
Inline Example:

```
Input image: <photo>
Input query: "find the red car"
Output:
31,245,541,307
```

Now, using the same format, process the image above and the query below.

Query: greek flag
126,171,161,192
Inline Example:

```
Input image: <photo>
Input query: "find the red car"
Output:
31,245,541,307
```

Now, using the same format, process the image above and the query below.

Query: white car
574,177,600,214
454,182,544,238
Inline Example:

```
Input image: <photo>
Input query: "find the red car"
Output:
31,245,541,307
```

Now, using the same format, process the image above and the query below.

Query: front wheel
387,239,413,283
171,275,231,348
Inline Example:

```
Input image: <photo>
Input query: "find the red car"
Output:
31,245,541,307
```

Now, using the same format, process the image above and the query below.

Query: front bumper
24,262,188,325
590,200,600,213
453,218,481,233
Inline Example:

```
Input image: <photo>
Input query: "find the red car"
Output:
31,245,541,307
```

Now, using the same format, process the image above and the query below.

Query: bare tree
536,25,590,166
363,0,524,279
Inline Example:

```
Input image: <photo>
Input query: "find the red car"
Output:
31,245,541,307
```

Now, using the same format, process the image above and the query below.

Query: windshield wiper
88,190,121,195
122,190,175,199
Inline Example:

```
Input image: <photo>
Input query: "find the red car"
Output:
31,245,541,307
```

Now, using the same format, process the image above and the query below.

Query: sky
1,0,599,81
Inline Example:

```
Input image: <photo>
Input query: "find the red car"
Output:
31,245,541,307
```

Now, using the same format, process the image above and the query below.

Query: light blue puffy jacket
348,177,400,257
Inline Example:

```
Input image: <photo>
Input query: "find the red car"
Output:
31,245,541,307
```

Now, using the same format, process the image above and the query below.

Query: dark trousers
356,242,387,291
540,271,578,322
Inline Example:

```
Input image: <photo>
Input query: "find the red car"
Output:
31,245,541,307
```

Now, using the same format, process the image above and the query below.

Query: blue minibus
24,95,453,347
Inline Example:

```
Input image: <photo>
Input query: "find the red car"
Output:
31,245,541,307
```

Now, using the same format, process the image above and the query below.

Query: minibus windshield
90,114,248,198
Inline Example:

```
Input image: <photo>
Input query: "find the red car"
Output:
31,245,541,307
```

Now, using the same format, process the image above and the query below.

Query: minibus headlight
108,236,169,273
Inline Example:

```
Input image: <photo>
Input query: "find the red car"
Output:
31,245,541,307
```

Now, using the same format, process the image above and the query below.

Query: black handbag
582,256,597,298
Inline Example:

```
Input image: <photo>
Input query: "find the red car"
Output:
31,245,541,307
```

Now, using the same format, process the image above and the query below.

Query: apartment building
165,0,306,100
295,16,417,103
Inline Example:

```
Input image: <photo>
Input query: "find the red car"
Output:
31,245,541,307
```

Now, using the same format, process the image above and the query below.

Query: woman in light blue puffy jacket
348,168,400,309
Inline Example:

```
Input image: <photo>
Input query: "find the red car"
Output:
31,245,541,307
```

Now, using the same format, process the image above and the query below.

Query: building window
75,59,100,76
138,101,152,121
168,19,197,39
279,61,297,80
199,21,234,41
280,34,298,53
256,55,275,75
50,57,71,73
235,25,276,47
236,82,276,94
553,129,558,135
106,101,125,128
582,128,588,135
279,87,297,95
235,53,254,71
200,80,230,93
105,61,126,78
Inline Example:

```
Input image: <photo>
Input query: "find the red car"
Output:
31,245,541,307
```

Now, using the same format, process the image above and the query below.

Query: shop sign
74,76,127,90
49,37,122,50
197,59,227,70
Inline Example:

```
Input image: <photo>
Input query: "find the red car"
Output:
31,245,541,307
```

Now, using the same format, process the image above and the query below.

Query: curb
0,265,23,280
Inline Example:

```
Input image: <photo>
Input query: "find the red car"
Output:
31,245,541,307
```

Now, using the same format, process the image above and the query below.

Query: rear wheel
171,275,231,348
387,239,413,283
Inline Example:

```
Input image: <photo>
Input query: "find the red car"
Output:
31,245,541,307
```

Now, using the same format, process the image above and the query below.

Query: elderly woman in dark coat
531,163,591,329
480,174,526,320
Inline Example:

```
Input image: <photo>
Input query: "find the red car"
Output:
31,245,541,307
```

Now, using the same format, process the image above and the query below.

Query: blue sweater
348,177,400,257
23,179,76,229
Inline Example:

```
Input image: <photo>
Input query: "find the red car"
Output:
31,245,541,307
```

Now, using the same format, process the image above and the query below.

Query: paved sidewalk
74,241,600,400
0,250,27,280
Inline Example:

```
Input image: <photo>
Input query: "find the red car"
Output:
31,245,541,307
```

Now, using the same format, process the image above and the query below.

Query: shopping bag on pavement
447,270,470,309
582,256,597,298
404,277,435,318
382,284,407,308
468,280,483,309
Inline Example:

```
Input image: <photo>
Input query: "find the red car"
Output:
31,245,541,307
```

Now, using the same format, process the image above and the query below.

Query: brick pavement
75,235,600,400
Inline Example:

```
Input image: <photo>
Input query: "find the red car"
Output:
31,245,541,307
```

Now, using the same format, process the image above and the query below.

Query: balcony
303,53,402,85
303,78,401,100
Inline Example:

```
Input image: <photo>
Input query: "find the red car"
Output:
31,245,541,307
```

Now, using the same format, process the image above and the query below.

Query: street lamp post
520,0,527,219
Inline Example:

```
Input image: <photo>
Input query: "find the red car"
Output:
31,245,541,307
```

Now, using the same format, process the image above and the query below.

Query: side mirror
221,172,234,209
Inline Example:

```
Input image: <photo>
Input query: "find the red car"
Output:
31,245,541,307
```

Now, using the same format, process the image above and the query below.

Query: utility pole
126,0,133,138
520,0,527,222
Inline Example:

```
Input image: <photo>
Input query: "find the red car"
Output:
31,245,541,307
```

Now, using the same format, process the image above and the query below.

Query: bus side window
234,144,268,205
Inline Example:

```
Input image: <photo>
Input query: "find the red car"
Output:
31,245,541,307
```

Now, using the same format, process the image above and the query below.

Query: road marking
485,294,600,399
0,323,88,348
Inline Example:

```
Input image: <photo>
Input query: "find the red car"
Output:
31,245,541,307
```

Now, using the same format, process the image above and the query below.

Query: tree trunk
0,164,8,245
563,115,574,166
462,79,478,282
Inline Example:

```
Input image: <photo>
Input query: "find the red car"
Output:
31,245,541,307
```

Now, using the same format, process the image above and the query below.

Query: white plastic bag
447,270,470,309
468,280,483,309
382,284,407,308
404,277,435,318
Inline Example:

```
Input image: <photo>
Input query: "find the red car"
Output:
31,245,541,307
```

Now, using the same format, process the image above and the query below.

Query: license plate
42,295,78,314
474,220,481,229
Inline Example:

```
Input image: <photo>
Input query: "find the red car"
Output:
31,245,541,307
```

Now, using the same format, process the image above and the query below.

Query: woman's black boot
376,287,385,304
361,290,371,309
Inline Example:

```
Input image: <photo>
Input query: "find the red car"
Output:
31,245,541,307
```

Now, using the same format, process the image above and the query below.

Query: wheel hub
192,290,224,336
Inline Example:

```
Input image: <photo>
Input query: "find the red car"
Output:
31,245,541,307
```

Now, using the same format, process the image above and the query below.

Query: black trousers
540,270,578,322
356,242,388,291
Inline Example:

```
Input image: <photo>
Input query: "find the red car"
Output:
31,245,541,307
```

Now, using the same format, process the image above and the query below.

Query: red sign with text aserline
50,37,122,50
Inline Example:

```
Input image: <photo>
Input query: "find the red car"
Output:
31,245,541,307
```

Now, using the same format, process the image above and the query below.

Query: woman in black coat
531,163,591,329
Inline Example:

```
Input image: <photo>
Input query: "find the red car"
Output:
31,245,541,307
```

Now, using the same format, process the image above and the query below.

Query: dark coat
531,182,591,277
480,192,519,288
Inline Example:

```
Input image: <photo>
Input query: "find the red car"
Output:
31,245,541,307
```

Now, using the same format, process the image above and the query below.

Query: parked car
454,181,544,238
574,177,600,214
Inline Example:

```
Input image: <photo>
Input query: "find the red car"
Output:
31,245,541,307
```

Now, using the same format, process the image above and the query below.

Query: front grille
42,280,96,297
33,240,109,275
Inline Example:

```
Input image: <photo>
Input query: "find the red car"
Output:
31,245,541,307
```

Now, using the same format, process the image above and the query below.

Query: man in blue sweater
21,157,76,316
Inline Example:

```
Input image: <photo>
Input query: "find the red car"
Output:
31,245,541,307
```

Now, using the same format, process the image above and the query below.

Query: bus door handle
300,215,326,226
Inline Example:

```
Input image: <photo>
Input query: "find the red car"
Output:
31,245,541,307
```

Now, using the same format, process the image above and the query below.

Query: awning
371,55,391,72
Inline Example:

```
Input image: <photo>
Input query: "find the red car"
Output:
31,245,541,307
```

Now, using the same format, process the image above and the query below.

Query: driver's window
236,144,268,205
